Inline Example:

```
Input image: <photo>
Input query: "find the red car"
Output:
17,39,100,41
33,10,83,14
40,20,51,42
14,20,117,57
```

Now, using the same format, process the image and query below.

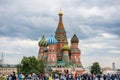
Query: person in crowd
49,74,52,80
103,74,106,80
80,75,84,80
91,74,96,80
68,74,74,80
77,74,81,80
40,73,45,80
96,74,101,80
111,74,115,80
65,74,69,80
32,73,37,80
7,74,12,80
55,76,59,80
106,73,111,80
88,74,91,80
63,74,66,80
1,74,7,80
60,74,63,80
74,73,77,80
11,72,16,80
115,74,120,80
83,74,87,80
27,74,32,79
52,73,56,80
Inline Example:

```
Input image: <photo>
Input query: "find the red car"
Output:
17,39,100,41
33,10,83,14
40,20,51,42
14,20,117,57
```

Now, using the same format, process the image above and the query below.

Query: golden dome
62,44,70,51
59,9,63,15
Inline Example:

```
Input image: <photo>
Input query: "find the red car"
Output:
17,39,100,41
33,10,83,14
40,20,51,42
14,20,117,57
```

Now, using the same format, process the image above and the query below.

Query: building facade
0,64,17,77
38,10,83,73
0,54,17,76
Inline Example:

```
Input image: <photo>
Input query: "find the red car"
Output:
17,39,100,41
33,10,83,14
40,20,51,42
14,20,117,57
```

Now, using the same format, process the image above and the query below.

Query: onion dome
48,34,57,44
62,44,70,51
38,35,48,47
71,33,79,43
44,47,48,52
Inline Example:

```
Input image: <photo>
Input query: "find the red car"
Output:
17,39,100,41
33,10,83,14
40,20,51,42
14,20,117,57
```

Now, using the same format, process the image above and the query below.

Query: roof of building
0,64,16,68
71,33,79,43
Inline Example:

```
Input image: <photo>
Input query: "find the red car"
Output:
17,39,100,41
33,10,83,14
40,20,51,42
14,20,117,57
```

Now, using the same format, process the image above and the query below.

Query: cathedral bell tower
55,10,68,60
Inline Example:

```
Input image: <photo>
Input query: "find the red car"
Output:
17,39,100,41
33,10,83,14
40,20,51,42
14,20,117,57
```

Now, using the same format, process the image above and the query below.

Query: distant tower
55,9,68,60
47,34,57,67
2,53,4,64
70,33,82,67
112,62,115,70
0,52,4,64
38,34,48,60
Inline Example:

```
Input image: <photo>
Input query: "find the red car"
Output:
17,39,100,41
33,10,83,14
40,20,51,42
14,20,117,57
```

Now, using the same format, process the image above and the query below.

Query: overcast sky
0,0,120,69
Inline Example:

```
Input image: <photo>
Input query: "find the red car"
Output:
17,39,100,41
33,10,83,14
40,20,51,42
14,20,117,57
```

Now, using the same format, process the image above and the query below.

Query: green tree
39,59,45,73
16,64,21,74
20,56,45,75
90,62,102,75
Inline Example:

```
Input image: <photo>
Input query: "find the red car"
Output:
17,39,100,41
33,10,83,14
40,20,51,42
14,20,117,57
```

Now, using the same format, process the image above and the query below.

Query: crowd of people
1,72,120,80
1,72,16,80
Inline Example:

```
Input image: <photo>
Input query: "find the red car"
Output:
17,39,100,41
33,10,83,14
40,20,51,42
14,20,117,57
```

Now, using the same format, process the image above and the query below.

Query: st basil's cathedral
38,10,83,73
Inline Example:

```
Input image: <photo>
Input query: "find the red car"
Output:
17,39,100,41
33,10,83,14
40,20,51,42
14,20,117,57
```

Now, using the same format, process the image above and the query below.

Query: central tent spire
55,9,68,60
56,9,65,33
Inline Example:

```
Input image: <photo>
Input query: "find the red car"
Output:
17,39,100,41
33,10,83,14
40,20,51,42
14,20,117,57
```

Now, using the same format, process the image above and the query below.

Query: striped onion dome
48,34,57,44
62,44,70,51
38,35,48,47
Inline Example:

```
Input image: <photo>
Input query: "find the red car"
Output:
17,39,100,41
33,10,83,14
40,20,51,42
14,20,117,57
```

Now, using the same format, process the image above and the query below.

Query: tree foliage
20,56,45,75
16,64,21,74
90,62,102,75
53,70,60,74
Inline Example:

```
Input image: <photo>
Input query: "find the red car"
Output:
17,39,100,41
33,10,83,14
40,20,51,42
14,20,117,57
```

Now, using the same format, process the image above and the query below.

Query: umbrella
18,74,25,79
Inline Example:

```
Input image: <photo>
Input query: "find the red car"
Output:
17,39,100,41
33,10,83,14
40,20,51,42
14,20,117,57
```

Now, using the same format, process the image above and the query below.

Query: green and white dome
38,35,48,47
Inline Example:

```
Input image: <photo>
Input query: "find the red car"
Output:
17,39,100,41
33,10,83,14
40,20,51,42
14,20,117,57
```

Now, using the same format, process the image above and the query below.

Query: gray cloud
60,0,120,8
0,0,120,39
